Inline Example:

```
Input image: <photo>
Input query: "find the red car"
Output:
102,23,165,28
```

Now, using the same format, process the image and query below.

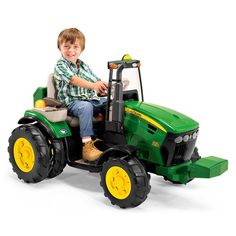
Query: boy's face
60,39,82,64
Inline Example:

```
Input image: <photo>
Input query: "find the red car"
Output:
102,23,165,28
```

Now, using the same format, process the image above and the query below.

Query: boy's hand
93,81,108,94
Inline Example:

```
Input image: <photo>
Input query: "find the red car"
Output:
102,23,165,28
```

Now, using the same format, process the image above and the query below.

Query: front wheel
100,157,151,208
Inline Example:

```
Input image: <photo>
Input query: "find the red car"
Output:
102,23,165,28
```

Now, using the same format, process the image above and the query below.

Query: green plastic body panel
24,110,71,138
33,87,47,105
124,104,166,166
189,156,228,178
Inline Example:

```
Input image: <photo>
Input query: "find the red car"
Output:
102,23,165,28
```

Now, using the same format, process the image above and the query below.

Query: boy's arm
70,76,107,94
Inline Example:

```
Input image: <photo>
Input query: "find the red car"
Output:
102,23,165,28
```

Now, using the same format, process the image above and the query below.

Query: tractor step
67,159,102,172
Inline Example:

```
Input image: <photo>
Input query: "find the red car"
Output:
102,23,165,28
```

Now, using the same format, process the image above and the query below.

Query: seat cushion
33,107,67,122
44,97,63,107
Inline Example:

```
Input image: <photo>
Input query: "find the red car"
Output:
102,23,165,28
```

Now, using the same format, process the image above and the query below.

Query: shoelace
86,139,102,150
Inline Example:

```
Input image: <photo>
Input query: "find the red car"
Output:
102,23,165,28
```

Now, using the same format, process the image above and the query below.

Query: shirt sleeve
54,60,75,83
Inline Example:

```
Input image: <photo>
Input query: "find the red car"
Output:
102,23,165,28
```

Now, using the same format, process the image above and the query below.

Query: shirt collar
61,56,82,68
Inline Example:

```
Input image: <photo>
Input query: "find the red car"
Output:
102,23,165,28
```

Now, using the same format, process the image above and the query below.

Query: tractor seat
44,74,80,127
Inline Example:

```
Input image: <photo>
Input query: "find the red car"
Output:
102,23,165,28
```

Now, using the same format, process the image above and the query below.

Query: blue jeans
67,97,107,137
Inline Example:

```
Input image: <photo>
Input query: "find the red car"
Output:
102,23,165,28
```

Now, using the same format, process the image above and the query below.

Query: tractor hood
124,101,199,134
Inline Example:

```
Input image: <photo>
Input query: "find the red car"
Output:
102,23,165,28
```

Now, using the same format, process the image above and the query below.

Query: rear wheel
8,125,50,183
100,157,151,208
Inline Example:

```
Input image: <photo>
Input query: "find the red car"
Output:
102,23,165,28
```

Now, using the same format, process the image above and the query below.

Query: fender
18,109,72,139
97,144,137,165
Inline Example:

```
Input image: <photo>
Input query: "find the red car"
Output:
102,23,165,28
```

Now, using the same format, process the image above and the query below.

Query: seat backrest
46,73,80,127
47,73,56,98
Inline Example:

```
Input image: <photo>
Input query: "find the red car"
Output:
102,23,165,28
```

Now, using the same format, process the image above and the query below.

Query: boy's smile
60,39,82,65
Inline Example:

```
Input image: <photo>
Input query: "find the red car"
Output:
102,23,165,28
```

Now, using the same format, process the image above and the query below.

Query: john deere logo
60,129,67,135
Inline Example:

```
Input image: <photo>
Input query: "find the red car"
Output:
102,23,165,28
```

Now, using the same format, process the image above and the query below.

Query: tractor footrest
189,156,228,178
68,159,102,173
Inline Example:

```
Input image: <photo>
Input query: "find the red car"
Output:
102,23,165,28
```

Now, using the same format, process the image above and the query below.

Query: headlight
192,132,197,139
174,130,198,144
183,135,190,142
174,136,183,144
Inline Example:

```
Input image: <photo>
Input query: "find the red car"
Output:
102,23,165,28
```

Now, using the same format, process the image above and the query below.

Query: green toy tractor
8,55,228,208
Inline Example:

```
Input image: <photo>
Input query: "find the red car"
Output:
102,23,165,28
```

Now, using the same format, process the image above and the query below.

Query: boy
54,28,108,162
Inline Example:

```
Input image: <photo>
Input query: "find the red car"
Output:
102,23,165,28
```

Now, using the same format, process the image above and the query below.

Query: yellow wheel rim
13,138,35,172
105,166,131,200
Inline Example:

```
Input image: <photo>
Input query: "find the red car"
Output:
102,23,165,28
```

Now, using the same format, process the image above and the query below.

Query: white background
0,0,235,235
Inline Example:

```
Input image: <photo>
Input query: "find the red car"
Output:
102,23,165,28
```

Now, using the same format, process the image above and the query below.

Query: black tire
47,139,67,178
100,157,151,208
8,125,51,183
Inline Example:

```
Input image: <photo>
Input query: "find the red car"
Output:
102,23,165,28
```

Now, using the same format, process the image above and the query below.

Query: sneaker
82,139,103,162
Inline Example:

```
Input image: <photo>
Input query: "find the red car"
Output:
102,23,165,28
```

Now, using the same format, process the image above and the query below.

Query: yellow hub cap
105,166,131,200
13,138,35,172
